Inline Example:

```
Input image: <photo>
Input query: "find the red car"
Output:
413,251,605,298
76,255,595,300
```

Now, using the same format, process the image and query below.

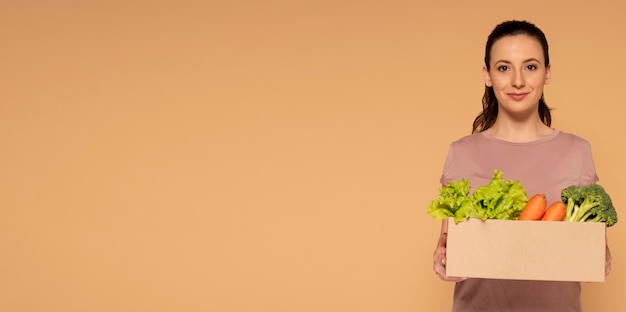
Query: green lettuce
428,170,528,223
427,178,477,223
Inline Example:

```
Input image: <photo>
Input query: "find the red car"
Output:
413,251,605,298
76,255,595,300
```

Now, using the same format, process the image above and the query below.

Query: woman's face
483,34,551,119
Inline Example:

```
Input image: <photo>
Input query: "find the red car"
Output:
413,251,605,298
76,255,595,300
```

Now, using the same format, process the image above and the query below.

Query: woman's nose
512,70,525,88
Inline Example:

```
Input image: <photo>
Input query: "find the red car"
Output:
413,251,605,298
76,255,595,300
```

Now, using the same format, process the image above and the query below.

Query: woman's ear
545,65,552,85
482,66,492,87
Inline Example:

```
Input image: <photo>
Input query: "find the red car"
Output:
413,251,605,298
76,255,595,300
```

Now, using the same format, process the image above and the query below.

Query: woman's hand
433,232,466,282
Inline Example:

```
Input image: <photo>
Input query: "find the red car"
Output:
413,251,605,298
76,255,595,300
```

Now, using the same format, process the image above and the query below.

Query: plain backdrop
1,1,625,311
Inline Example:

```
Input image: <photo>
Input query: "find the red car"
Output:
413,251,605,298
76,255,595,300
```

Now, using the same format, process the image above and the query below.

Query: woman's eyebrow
523,58,542,63
493,58,542,65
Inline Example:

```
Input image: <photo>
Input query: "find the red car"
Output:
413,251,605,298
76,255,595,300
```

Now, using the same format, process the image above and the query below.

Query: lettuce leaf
428,170,528,223
427,178,476,223
470,170,528,220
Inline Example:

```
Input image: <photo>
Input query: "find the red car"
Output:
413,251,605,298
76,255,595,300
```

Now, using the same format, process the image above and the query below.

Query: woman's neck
485,120,553,143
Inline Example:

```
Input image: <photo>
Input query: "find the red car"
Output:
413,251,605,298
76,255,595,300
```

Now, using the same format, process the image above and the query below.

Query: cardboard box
445,218,606,282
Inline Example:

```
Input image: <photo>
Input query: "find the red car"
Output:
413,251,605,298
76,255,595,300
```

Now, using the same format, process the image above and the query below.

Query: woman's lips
508,93,528,101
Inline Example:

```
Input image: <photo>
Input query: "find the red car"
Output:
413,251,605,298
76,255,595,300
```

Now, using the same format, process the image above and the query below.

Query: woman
432,20,612,311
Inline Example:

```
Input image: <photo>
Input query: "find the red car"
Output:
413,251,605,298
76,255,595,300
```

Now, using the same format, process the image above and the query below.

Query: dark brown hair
472,20,552,133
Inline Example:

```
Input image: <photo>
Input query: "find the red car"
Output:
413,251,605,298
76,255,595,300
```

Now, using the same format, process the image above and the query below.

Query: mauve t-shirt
440,129,598,312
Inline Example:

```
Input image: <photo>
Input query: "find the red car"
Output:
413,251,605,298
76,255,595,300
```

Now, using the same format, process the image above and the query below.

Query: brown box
445,218,606,282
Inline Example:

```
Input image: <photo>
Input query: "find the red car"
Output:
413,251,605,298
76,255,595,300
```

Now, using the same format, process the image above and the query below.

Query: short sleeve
579,141,599,185
439,143,455,187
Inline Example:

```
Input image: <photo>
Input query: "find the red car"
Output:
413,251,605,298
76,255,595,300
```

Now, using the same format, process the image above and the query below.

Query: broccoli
561,184,618,227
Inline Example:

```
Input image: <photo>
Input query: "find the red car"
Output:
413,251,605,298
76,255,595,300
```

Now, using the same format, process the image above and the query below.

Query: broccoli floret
561,184,618,227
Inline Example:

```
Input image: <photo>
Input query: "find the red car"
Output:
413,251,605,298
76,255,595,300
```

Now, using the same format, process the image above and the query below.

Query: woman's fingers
433,233,466,282
605,244,612,276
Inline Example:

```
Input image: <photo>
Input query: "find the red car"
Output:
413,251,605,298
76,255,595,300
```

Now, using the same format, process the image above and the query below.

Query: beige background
1,1,625,311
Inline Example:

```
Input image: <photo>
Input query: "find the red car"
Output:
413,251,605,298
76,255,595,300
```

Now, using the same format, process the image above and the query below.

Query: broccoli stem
571,199,596,222
565,200,576,221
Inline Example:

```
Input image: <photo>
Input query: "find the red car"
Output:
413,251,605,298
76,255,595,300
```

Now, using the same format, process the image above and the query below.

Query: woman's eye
526,64,537,70
497,65,509,71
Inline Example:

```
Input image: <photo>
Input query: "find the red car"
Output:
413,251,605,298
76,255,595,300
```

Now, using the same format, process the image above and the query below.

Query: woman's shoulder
450,132,485,146
554,130,593,147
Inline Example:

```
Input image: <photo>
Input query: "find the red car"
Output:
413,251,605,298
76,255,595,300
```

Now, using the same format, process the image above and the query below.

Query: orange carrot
518,194,547,220
541,201,567,221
